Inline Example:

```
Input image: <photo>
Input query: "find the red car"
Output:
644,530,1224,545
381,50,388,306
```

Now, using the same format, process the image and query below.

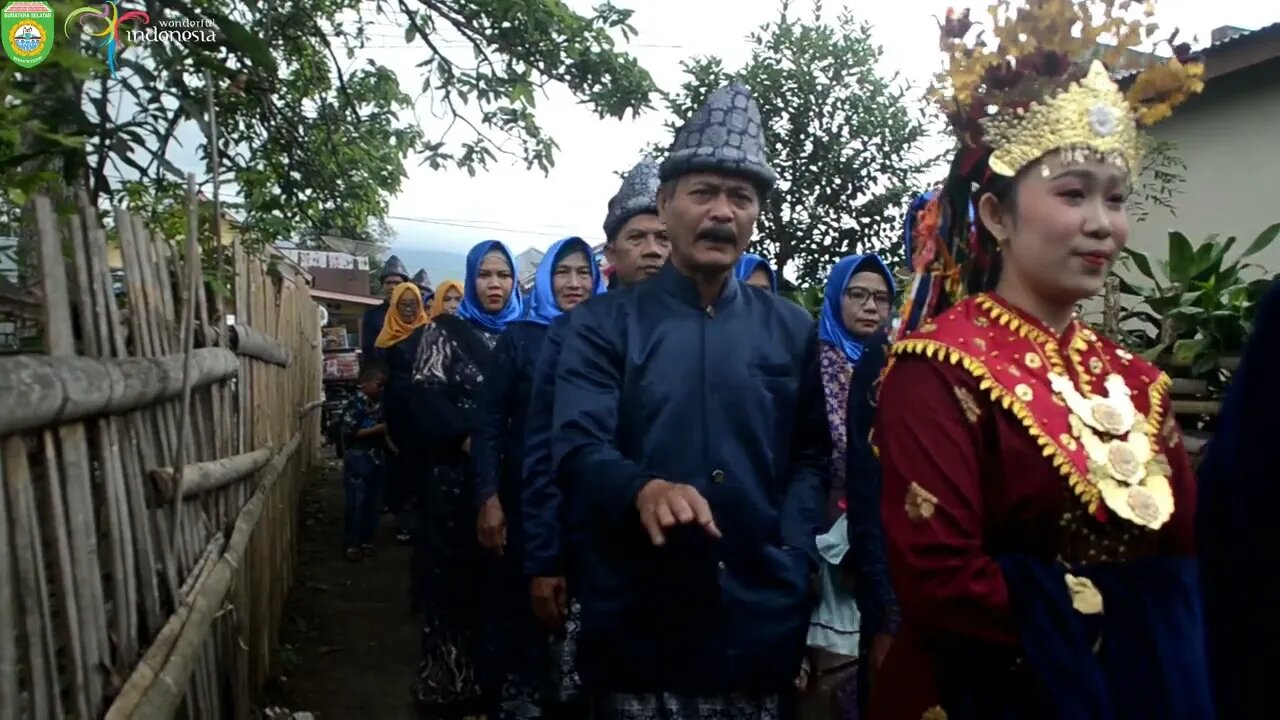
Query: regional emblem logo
2,0,54,68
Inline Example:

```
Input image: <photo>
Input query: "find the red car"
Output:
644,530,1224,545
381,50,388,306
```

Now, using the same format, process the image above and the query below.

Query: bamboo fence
0,181,322,718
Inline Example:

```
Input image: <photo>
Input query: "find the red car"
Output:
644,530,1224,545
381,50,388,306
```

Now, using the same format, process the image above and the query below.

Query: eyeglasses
844,287,892,309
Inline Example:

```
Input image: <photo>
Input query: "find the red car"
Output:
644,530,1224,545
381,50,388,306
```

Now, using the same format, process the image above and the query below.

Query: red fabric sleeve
876,356,1019,645
1157,391,1198,556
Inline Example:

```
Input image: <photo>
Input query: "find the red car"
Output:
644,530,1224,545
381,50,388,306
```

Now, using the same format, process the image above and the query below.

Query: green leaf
1239,223,1280,259
1139,342,1169,362
1166,231,1194,283
1172,337,1208,363
1121,247,1162,288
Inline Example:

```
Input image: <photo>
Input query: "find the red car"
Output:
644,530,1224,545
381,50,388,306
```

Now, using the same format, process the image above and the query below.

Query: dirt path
266,455,420,719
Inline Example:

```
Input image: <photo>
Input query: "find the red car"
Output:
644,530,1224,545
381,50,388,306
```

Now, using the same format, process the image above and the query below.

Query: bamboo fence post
0,439,20,720
68,208,138,674
2,436,63,719
90,199,165,636
36,196,107,715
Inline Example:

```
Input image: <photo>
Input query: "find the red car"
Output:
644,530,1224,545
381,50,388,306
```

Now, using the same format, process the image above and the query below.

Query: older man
550,83,829,720
360,254,410,357
520,157,670,713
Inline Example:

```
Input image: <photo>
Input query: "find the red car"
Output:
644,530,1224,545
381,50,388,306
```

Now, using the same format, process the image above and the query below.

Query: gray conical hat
603,156,662,241
411,268,430,287
379,254,410,281
659,81,776,193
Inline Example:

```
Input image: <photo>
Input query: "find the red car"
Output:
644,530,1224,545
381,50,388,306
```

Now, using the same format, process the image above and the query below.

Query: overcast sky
365,0,1274,259
119,1,1274,265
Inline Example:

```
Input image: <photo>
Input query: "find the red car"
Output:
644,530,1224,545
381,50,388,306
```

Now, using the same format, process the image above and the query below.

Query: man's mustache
696,225,737,244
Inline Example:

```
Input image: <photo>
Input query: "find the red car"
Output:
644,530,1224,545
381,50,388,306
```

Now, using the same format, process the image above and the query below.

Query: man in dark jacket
551,82,829,720
360,255,410,358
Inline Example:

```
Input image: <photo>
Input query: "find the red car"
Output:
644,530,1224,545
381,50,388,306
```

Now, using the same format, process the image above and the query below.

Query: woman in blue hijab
735,252,776,291
796,253,895,715
409,239,522,716
817,253,895,519
472,236,601,719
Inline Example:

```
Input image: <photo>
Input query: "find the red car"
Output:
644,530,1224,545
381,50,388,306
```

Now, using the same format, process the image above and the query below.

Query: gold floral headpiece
931,0,1205,178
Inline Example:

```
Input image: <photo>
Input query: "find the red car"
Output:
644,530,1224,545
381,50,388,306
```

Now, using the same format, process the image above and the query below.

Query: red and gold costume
870,294,1197,720
861,1,1212,715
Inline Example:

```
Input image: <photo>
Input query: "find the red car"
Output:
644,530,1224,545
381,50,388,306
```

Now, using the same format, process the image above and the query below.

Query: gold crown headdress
931,0,1205,178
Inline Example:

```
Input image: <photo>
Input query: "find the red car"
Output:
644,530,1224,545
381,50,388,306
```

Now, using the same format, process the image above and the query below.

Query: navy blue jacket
474,321,550,551
1198,277,1280,718
520,313,573,577
844,332,900,636
360,302,389,358
551,262,830,694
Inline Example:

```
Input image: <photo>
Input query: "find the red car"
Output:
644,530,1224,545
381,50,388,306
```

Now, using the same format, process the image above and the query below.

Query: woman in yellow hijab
371,281,429,545
428,279,464,320
375,282,429,348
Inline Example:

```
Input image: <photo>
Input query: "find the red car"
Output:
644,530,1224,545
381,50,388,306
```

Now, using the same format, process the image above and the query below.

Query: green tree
1128,138,1186,224
2,0,656,249
642,0,935,281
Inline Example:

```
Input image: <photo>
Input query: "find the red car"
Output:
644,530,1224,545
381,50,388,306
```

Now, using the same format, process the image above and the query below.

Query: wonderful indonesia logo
62,2,216,78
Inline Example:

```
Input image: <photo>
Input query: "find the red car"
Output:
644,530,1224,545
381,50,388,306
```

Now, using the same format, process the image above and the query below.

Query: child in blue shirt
339,360,391,561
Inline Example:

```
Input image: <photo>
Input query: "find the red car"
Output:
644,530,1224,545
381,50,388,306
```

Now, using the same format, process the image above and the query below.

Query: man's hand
530,576,569,631
634,479,721,546
477,495,506,555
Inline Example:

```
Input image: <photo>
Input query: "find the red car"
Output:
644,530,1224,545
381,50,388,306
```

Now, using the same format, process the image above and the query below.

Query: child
339,360,390,562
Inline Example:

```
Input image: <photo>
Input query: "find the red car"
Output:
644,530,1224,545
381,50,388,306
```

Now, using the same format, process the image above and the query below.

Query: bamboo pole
35,196,107,714
109,430,302,719
148,447,273,504
101,532,226,720
0,348,239,435
168,175,203,551
68,207,138,676
85,199,165,635
0,435,20,720
2,436,63,719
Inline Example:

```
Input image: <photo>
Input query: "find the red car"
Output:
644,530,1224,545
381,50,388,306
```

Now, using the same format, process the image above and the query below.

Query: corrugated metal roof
1207,21,1280,49
1110,20,1280,82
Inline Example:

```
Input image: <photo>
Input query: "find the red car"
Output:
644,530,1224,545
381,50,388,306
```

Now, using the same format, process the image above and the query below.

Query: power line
387,214,598,240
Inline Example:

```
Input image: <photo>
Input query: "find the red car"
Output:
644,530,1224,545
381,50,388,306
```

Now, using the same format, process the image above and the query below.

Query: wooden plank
1172,399,1222,416
1170,377,1209,396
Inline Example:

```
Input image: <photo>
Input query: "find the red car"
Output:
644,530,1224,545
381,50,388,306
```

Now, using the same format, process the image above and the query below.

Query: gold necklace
1049,371,1174,530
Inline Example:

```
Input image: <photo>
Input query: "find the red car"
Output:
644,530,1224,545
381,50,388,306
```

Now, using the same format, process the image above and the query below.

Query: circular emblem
1106,441,1141,482
1126,486,1160,526
8,19,44,57
1090,401,1126,436
1088,103,1118,137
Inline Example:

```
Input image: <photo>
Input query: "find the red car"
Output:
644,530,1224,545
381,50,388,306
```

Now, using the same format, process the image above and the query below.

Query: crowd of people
331,2,1279,719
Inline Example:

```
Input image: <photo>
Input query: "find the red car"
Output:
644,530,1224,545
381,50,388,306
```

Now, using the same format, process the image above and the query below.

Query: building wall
1130,57,1280,272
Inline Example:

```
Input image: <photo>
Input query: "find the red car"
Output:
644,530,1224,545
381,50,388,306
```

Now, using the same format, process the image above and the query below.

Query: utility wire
387,214,600,240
